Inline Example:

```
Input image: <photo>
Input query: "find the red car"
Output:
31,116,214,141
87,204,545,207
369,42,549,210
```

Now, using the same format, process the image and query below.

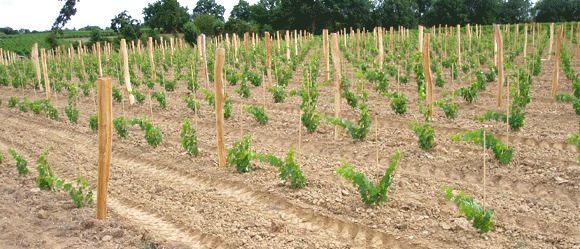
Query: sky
0,0,257,31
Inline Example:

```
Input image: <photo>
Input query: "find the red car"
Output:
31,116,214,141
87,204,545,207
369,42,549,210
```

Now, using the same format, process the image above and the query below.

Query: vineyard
0,22,579,248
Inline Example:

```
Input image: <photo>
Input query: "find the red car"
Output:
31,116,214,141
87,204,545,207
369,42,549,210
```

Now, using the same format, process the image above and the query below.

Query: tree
533,0,575,22
193,0,226,22
231,0,251,21
248,0,282,32
463,0,501,24
143,0,190,35
193,14,223,36
424,0,468,26
416,0,433,24
52,0,80,31
183,22,200,45
111,11,142,41
224,18,259,36
498,0,531,23
373,0,419,29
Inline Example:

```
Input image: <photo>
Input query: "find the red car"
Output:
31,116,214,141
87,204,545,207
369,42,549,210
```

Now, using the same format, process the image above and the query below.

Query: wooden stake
265,32,272,86
148,37,156,80
552,26,562,97
483,130,486,211
298,108,302,155
323,29,330,82
523,24,528,58
378,27,384,69
97,42,103,77
120,39,135,105
423,34,433,117
32,43,43,91
214,48,227,168
418,25,424,52
457,24,461,64
375,116,379,178
40,48,51,101
331,33,341,140
202,34,209,88
96,77,113,220
506,76,510,147
495,25,504,108
548,23,554,60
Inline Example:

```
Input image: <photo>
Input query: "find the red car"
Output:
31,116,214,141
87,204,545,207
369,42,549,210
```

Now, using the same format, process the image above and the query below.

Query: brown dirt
0,37,579,249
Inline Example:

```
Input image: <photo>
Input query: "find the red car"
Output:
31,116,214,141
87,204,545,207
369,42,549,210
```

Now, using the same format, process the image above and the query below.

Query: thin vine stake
375,116,379,179
298,108,302,155
506,77,509,147
483,130,487,211
495,25,504,108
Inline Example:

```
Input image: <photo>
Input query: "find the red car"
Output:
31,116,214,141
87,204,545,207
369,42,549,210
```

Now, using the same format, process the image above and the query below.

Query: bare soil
0,40,579,249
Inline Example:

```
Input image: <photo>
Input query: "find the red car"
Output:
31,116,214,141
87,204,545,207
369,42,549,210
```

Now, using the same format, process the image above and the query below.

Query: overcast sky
0,0,256,31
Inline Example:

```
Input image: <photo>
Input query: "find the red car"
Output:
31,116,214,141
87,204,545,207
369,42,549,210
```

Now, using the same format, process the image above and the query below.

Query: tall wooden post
548,23,554,60
120,39,135,105
148,37,156,80
323,29,330,82
552,27,562,97
214,48,227,168
202,34,209,88
418,25,424,52
40,48,51,101
457,24,461,64
523,23,528,58
97,42,103,77
265,32,272,87
423,34,433,117
96,77,113,220
378,27,384,69
286,30,290,61
32,43,44,91
331,33,341,140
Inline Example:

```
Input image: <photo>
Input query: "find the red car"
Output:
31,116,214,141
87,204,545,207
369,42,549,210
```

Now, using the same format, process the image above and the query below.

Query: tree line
5,0,579,51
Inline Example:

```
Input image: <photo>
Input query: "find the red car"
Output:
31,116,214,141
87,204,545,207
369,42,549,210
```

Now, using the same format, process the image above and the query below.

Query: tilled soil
0,39,579,249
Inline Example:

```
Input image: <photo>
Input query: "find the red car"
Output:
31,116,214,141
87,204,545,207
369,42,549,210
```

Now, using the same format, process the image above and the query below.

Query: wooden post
331,33,341,140
96,77,113,220
148,37,156,80
495,25,504,108
548,23,554,60
40,48,51,101
552,26,562,97
390,26,394,52
457,24,461,64
286,30,290,61
97,42,103,77
31,43,44,91
120,39,135,105
378,27,384,69
577,22,580,57
422,34,433,117
265,32,272,86
523,23,528,58
323,29,330,82
214,48,227,168
276,30,281,51
202,34,209,88
418,25,423,52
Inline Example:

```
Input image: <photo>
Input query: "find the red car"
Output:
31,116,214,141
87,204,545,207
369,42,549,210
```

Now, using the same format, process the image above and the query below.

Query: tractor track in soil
0,111,424,249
